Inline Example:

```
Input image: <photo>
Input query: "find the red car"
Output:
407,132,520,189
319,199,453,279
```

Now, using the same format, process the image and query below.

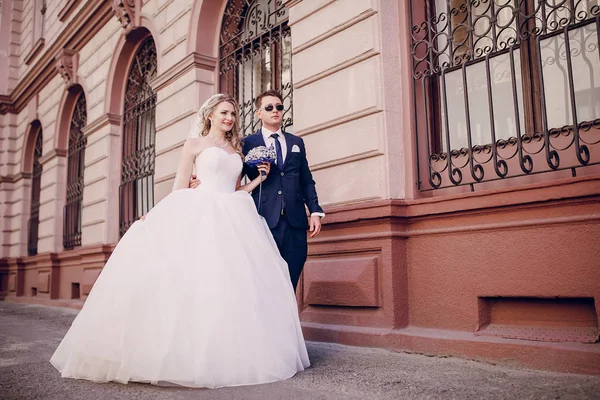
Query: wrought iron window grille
410,0,600,190
219,0,293,136
119,38,157,237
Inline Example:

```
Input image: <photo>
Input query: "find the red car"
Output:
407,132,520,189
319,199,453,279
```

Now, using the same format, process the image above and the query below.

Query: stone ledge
302,322,600,375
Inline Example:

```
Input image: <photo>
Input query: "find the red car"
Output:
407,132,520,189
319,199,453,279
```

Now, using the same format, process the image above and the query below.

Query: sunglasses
262,104,284,112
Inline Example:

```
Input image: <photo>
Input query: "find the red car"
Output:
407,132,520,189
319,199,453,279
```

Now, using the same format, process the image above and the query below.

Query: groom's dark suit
243,130,323,290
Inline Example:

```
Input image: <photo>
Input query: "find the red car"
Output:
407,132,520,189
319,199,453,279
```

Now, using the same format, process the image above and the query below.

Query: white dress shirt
261,127,325,219
261,127,287,164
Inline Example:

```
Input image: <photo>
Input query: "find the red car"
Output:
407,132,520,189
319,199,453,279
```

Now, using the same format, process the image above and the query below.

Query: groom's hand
309,215,322,238
189,175,200,189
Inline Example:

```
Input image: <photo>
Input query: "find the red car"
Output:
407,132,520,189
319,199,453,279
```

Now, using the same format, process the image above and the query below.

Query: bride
50,94,310,388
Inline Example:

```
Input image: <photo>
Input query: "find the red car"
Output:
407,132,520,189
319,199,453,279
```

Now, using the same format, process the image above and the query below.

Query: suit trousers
270,213,307,291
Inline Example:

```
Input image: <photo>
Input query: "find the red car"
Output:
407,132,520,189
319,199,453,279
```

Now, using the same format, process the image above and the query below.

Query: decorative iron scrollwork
219,0,293,137
28,127,43,256
119,38,157,237
411,0,600,190
63,92,86,249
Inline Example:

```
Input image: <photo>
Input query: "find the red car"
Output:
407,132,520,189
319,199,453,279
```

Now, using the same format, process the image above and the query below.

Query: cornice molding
58,0,83,22
24,38,45,66
0,172,33,184
3,1,113,115
39,148,68,165
0,95,16,115
82,113,122,137
151,52,218,92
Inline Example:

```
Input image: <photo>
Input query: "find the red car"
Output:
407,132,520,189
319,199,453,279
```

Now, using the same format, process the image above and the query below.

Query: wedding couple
50,91,325,389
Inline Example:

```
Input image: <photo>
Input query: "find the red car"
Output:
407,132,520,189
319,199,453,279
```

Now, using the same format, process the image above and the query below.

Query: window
32,0,46,44
119,38,157,237
411,0,600,189
63,92,86,249
25,0,46,64
28,124,43,256
219,0,293,136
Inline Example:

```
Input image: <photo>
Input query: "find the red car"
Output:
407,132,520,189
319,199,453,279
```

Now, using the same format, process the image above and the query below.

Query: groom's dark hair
255,90,284,109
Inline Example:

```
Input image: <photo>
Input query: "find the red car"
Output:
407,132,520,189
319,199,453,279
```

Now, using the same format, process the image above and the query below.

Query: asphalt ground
1,301,599,400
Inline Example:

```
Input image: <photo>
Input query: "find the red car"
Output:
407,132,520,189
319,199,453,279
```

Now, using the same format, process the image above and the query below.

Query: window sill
24,38,45,65
58,0,82,22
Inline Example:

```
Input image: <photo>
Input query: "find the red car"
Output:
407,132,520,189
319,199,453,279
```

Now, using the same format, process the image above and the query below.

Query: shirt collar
262,126,282,141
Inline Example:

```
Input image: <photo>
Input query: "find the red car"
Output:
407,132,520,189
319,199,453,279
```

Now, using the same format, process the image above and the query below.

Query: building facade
0,0,599,374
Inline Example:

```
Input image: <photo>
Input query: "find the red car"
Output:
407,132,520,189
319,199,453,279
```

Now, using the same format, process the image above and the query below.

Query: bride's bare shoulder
183,137,210,154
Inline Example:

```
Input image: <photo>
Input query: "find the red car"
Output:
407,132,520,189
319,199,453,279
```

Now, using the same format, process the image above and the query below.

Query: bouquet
245,145,276,173
244,145,276,212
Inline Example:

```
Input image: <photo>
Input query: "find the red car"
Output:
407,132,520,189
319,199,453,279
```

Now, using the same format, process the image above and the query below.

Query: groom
243,90,324,290
191,90,324,290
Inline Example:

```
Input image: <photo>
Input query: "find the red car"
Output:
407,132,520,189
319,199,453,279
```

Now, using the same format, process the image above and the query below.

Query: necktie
270,133,283,168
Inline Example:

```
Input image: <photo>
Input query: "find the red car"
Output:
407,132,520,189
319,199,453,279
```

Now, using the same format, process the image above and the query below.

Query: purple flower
245,145,276,167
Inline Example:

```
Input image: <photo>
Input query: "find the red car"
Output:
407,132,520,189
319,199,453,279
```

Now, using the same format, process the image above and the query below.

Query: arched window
63,92,86,249
28,124,43,256
119,38,157,237
219,0,293,136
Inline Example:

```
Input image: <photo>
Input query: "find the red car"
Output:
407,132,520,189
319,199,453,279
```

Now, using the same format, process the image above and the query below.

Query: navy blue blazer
242,130,323,230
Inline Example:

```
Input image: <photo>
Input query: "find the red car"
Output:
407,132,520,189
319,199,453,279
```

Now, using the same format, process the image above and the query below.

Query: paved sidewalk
1,301,599,400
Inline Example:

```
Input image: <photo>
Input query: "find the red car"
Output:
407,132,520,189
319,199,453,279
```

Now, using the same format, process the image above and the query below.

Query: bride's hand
189,175,200,189
257,163,270,181
140,214,147,221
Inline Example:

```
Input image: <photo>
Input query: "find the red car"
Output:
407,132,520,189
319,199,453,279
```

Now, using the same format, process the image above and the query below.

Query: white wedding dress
50,146,310,388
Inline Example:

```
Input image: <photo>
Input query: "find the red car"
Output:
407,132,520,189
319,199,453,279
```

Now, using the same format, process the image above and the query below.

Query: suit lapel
255,129,266,147
283,132,293,170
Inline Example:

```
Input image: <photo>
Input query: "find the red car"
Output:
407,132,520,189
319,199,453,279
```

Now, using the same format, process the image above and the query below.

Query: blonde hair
198,94,242,155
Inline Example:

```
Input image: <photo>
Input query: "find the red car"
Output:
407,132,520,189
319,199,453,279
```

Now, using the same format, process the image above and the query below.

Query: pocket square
291,144,300,153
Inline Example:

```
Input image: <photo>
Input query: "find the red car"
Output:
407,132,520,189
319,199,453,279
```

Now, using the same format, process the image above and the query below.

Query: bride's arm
236,163,270,193
172,139,197,191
